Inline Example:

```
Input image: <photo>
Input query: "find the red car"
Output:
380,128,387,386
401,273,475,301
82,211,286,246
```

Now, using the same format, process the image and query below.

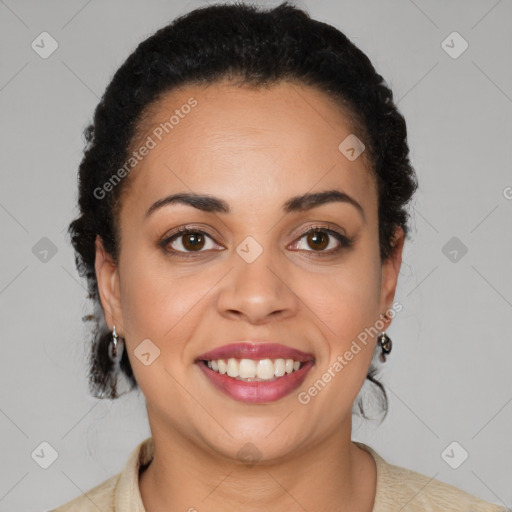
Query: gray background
0,0,511,510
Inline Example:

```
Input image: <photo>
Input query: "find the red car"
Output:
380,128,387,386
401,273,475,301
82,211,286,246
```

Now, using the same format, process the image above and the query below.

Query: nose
216,247,298,325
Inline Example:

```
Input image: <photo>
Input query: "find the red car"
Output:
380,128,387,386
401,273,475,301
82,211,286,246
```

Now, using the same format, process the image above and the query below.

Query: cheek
299,269,382,416
119,258,207,342
117,255,204,402
304,255,382,338
116,240,182,336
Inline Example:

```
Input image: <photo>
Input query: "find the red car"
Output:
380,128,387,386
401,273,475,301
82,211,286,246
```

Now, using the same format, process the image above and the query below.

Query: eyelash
159,224,354,258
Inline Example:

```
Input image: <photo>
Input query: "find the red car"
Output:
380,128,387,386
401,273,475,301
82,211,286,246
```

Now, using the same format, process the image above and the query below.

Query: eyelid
161,224,223,244
293,222,347,239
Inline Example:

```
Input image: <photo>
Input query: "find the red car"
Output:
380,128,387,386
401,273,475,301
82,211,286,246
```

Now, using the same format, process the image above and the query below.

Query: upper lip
196,342,314,362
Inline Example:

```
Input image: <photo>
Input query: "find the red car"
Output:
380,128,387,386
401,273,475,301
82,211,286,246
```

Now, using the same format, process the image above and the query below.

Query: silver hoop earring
377,332,392,363
104,325,132,399
108,324,124,365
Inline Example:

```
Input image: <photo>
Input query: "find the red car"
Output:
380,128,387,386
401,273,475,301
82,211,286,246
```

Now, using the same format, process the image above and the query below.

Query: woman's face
96,80,403,461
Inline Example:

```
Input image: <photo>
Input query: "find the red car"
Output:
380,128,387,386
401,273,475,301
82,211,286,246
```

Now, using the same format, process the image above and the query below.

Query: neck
139,413,376,512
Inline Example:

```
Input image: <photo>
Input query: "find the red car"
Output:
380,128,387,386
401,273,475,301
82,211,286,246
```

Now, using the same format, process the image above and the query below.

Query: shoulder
353,441,509,512
378,463,507,511
49,437,153,512
49,473,119,512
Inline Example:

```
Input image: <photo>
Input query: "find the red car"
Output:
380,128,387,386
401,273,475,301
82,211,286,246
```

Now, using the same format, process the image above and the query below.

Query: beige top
51,437,508,511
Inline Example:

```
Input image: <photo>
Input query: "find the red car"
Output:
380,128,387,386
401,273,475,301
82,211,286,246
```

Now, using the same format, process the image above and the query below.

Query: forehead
120,80,376,217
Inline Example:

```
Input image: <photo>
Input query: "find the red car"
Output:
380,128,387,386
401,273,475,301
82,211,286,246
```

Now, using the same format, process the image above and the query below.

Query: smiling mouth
195,342,315,402
200,357,306,382
196,356,315,404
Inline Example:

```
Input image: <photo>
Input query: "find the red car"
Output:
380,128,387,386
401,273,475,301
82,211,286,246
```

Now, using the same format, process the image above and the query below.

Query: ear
95,235,124,334
379,226,405,329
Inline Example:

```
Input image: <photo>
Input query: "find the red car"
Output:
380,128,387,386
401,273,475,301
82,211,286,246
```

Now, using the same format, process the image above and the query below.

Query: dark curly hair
68,1,418,420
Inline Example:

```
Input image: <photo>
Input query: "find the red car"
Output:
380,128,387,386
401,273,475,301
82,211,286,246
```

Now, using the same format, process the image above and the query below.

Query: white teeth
227,358,239,378
217,359,227,374
204,357,304,381
257,359,275,380
239,359,257,378
274,358,286,377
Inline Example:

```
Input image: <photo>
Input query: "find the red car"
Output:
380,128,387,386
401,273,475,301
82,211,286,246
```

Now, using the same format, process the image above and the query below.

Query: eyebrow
145,189,365,221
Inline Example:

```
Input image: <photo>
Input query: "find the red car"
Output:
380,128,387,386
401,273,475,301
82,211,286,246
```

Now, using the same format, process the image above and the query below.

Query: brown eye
181,232,206,251
293,228,348,253
163,229,219,254
306,230,329,251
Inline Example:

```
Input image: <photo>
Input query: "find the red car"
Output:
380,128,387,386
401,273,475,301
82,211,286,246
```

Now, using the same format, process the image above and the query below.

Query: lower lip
196,360,315,404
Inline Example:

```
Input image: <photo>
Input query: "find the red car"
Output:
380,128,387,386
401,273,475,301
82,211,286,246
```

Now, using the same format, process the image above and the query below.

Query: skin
95,79,404,512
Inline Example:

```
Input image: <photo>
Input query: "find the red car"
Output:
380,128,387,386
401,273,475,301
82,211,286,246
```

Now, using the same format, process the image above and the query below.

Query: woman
52,2,507,511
